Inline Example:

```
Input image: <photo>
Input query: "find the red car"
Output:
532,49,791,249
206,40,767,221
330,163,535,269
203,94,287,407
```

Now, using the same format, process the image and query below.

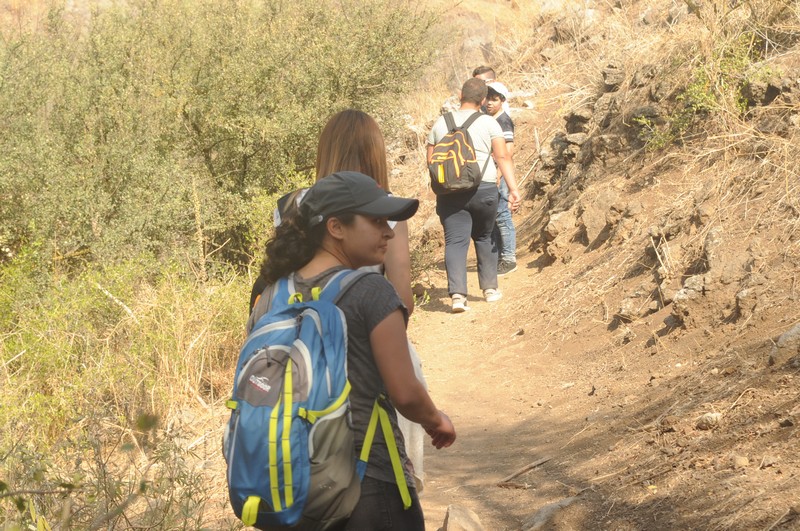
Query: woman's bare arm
384,220,414,315
370,310,455,448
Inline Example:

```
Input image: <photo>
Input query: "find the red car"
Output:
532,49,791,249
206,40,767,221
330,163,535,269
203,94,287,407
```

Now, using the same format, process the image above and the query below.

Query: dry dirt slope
410,195,799,531
408,115,799,530
395,1,800,530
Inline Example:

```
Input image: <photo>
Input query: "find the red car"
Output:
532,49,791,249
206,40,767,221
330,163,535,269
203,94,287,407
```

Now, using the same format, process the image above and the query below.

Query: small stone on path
442,504,484,531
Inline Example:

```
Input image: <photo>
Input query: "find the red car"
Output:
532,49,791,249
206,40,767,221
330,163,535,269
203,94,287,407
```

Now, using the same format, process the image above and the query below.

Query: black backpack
428,112,490,195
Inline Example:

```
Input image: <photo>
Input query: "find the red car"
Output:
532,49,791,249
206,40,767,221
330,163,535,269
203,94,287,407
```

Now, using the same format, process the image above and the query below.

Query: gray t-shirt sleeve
340,272,408,335
337,273,414,486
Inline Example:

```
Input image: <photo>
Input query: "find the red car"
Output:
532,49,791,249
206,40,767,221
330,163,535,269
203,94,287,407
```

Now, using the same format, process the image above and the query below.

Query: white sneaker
451,294,469,313
484,288,502,302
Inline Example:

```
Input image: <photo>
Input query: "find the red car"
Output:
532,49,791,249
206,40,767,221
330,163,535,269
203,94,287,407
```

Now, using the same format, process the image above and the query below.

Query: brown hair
315,110,390,192
472,65,496,79
460,78,488,105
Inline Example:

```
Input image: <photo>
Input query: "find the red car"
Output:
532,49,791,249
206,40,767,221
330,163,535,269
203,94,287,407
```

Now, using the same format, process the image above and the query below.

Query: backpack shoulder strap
460,111,482,130
443,112,456,132
247,276,292,334
268,277,293,311
478,151,491,178
317,269,374,305
460,112,491,177
334,270,377,304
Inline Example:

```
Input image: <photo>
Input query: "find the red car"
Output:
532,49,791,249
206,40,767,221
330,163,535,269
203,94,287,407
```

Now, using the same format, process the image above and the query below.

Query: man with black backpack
427,78,521,313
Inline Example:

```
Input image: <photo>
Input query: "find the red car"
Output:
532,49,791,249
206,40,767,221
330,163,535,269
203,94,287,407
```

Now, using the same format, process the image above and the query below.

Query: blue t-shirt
494,111,515,144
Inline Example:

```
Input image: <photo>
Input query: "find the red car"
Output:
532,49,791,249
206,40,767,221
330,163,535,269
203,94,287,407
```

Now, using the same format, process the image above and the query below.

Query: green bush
0,1,438,525
638,31,765,151
0,0,436,274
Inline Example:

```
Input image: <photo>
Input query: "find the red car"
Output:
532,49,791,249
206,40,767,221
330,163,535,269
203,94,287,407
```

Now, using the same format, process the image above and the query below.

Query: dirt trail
411,243,595,530
406,99,607,529
407,221,795,531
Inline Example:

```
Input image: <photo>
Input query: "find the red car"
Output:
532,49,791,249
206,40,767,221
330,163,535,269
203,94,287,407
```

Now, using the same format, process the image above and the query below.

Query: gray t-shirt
248,266,414,487
427,109,504,184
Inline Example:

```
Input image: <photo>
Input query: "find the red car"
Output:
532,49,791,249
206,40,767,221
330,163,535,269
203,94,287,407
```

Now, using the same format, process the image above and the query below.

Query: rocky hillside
391,0,800,529
407,0,799,342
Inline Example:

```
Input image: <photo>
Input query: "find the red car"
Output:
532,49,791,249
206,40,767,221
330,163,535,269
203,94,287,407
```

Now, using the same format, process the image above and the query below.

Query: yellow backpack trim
288,286,321,306
299,380,351,424
282,361,294,507
359,396,412,510
242,496,261,526
269,396,282,510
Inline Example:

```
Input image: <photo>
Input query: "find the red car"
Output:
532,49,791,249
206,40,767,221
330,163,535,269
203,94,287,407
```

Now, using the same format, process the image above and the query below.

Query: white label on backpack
248,375,272,393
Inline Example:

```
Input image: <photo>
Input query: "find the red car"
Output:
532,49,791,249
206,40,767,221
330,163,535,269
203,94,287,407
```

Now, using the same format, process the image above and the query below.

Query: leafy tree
0,0,437,273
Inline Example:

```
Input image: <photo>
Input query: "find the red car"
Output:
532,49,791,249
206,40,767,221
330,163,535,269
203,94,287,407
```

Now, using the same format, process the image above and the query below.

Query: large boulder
578,187,620,247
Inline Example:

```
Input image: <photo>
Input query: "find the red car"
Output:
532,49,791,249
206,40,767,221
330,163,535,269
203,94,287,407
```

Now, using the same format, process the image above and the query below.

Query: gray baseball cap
301,171,419,227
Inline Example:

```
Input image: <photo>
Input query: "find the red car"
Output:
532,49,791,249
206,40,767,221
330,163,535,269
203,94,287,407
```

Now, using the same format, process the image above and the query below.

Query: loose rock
695,412,722,430
521,496,580,530
442,504,484,531
768,322,800,367
731,454,750,469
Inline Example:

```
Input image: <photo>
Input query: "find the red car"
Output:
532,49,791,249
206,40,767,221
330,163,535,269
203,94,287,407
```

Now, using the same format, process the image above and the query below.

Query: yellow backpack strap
359,400,381,464
242,496,261,526
300,381,351,424
359,397,412,510
282,361,294,507
378,404,412,509
311,286,322,301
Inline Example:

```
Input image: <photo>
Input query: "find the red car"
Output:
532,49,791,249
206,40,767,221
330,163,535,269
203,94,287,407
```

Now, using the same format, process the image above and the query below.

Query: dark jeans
436,182,499,296
493,179,517,263
342,477,423,531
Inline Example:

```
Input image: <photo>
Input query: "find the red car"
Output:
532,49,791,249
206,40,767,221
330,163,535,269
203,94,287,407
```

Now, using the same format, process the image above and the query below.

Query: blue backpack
223,269,411,530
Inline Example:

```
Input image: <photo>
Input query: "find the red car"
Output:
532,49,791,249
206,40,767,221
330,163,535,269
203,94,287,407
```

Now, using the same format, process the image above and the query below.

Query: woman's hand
423,410,456,449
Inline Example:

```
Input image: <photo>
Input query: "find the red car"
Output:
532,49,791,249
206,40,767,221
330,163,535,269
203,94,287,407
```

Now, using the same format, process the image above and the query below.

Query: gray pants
436,182,499,296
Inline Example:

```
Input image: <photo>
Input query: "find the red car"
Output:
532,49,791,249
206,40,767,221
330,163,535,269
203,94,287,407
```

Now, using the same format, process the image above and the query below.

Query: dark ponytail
260,214,325,286
259,209,358,286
